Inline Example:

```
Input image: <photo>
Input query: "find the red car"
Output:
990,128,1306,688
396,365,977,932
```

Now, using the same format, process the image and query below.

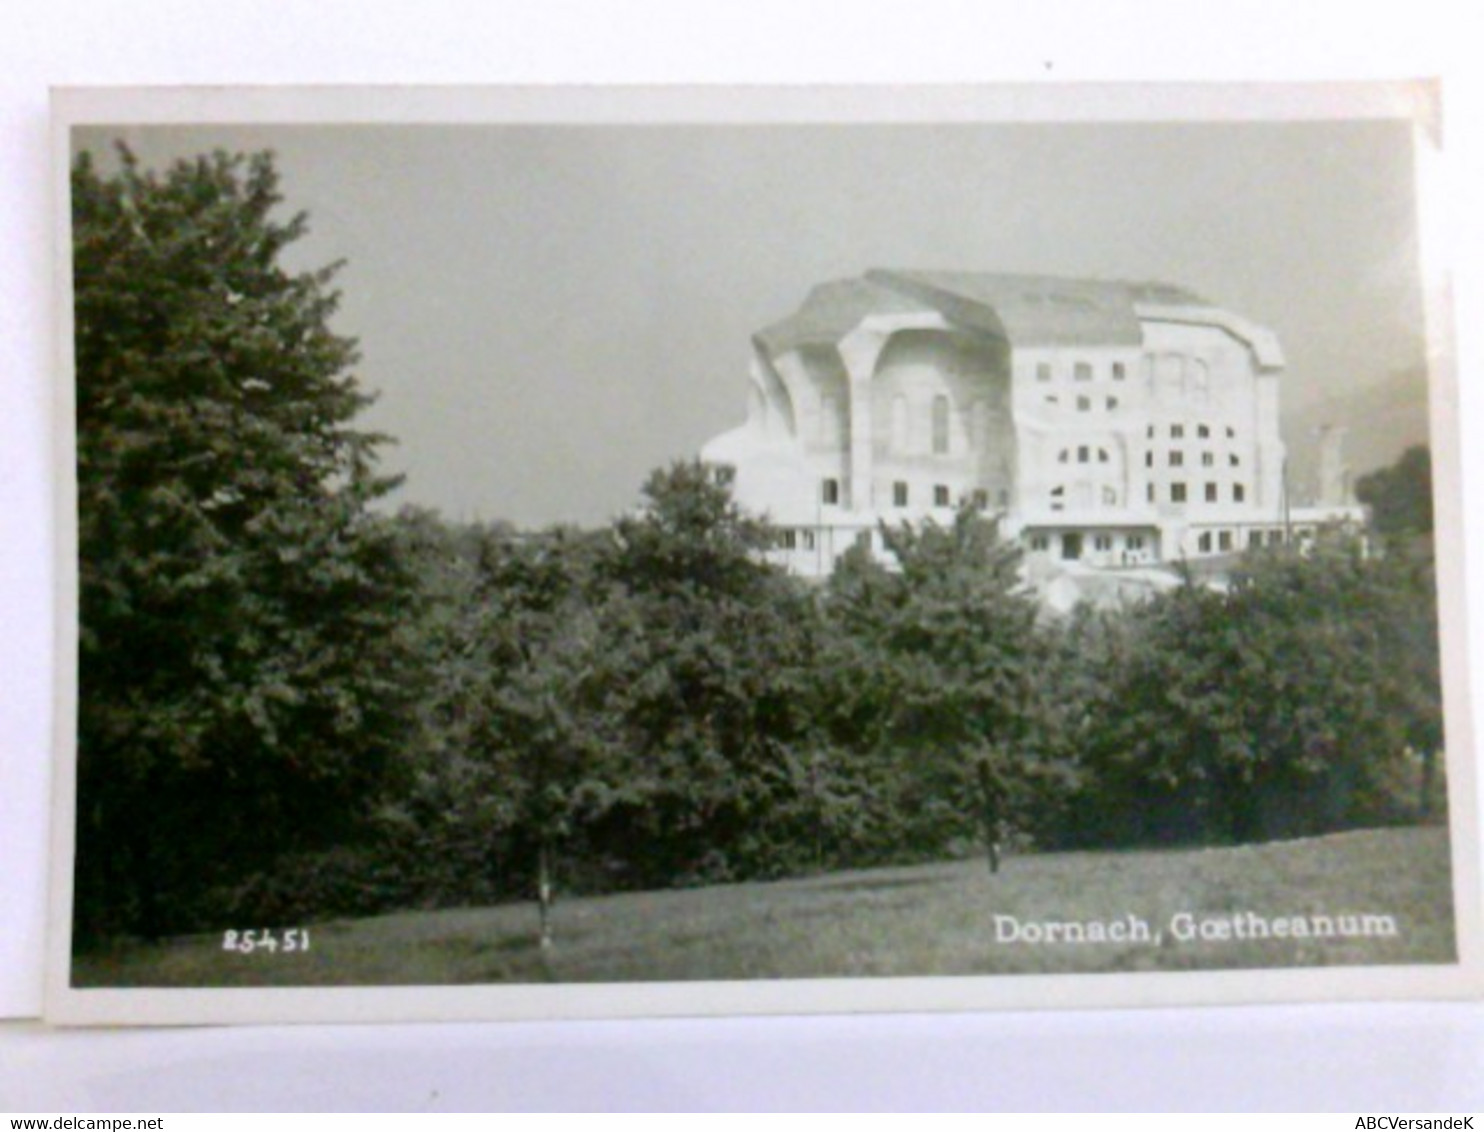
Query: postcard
46,83,1482,1025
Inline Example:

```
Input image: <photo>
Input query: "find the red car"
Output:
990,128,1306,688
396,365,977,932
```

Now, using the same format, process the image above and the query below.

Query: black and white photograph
46,84,1482,1025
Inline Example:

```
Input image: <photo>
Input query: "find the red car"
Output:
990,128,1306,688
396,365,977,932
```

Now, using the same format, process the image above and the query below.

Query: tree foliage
72,147,416,940
1357,445,1433,543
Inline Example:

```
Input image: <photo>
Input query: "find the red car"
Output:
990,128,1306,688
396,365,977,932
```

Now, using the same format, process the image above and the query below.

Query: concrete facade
702,271,1364,599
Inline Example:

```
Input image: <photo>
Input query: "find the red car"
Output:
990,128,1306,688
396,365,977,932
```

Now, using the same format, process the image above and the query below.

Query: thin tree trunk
537,838,553,950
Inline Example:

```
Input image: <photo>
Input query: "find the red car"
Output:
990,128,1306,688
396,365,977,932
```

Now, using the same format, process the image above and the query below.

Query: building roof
751,270,1280,366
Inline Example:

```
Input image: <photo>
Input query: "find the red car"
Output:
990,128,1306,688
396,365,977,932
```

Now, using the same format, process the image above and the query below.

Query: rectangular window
893,480,908,507
1128,535,1145,551
822,478,840,505
1171,424,1185,439
972,488,989,511
1112,362,1126,381
1218,531,1233,551
1205,482,1218,503
802,530,816,551
1230,453,1240,467
1145,451,1153,468
1094,534,1113,551
1202,452,1214,467
1171,483,1187,503
1197,424,1210,439
1074,361,1093,382
1146,483,1155,503
1077,445,1090,463
934,484,951,507
1234,483,1246,503
855,529,872,552
1169,451,1184,467
1106,396,1119,410
1248,530,1262,548
1036,362,1052,382
779,529,797,550
1061,533,1083,560
1198,531,1212,553
1030,535,1049,551
1076,396,1091,412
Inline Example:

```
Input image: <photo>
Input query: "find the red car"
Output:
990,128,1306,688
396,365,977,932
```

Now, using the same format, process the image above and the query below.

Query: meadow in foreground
73,825,1455,988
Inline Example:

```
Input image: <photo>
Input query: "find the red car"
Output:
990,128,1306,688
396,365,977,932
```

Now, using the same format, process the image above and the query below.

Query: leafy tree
593,461,823,883
1077,538,1443,845
71,146,416,941
1357,445,1433,543
816,508,1059,860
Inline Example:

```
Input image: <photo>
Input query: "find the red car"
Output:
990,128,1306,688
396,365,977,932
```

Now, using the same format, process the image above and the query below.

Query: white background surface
4,0,1484,1111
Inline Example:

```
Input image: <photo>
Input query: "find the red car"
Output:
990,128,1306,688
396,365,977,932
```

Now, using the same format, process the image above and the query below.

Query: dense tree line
71,148,1447,944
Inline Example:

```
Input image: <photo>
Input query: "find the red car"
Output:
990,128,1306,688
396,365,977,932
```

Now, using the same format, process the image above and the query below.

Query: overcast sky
75,118,1429,527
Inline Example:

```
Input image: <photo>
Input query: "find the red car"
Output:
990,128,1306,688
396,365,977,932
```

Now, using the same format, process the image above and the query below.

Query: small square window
1171,483,1187,503
780,529,797,550
1074,362,1093,382
934,484,951,507
1169,451,1184,467
1171,424,1185,439
1197,425,1210,439
1202,452,1215,467
1076,396,1091,412
1106,396,1119,411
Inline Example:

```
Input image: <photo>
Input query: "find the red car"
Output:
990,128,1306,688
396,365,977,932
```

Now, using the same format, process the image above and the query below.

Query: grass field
73,826,1457,987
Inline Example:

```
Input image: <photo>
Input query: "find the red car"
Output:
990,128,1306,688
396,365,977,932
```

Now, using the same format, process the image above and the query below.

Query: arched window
931,395,950,454
890,395,909,453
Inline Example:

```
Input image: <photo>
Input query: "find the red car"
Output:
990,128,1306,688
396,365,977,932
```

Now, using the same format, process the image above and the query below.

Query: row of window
1035,360,1128,383
1026,534,1151,563
1147,450,1242,469
1044,393,1121,413
1148,423,1236,441
1033,354,1217,395
1148,481,1247,504
820,478,1003,510
1194,528,1293,554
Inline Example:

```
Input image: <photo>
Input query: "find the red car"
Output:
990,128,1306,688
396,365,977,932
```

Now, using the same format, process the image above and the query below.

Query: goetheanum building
702,270,1364,603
